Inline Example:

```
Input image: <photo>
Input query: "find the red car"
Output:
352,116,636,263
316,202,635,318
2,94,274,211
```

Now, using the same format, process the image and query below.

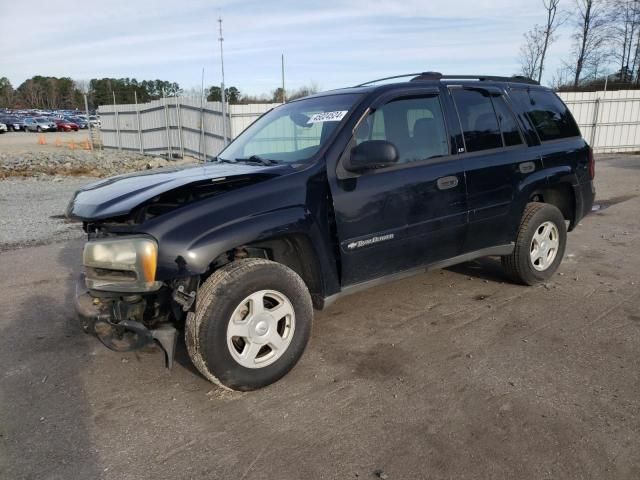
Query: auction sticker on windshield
308,111,348,123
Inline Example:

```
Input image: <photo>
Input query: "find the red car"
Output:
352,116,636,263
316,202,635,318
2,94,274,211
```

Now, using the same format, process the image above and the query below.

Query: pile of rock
0,150,199,178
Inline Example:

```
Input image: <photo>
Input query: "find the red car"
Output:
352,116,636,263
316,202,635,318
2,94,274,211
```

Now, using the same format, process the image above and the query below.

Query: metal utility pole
83,93,93,151
281,53,286,103
113,91,121,151
218,17,228,146
134,90,143,154
199,67,206,161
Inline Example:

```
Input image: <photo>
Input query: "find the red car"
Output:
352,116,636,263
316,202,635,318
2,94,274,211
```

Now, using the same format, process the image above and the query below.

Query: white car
0,123,7,133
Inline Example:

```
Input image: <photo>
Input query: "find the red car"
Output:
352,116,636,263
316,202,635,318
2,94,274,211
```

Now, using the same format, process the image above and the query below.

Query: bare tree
19,79,42,107
518,0,563,82
569,0,610,86
607,0,640,80
635,25,640,82
538,0,562,82
550,65,574,88
74,79,90,95
286,82,320,101
519,26,546,79
0,77,15,107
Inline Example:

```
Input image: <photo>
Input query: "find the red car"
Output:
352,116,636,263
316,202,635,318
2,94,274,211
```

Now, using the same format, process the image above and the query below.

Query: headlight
83,237,161,292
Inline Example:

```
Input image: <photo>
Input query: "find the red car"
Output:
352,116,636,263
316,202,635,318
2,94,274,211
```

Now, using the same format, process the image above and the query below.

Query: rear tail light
587,146,595,179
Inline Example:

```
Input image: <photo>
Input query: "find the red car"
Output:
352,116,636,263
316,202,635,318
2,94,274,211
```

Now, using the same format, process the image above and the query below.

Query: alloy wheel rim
226,290,295,369
530,221,559,271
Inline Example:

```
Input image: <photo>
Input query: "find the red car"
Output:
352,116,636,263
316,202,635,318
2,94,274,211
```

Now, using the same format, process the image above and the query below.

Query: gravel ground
0,177,88,251
0,132,198,178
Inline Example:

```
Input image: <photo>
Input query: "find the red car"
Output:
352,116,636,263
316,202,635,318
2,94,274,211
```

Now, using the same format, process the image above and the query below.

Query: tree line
519,0,640,89
0,76,184,110
205,83,319,104
0,75,321,109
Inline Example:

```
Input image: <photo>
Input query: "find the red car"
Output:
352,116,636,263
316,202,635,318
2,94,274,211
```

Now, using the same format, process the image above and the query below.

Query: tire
37,126,41,132
501,202,567,285
186,258,313,391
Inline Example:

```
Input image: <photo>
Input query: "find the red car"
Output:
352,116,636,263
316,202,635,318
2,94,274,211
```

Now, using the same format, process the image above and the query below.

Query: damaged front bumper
75,274,178,368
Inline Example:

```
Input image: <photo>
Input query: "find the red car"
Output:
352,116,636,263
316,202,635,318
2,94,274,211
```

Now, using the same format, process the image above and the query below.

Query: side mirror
344,140,399,172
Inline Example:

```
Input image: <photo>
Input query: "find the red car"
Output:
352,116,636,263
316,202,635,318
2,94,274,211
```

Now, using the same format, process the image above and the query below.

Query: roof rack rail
356,72,539,87
356,73,425,87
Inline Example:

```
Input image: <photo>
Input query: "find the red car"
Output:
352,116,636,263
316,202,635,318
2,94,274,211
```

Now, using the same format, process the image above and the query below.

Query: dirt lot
0,130,94,153
1,155,639,479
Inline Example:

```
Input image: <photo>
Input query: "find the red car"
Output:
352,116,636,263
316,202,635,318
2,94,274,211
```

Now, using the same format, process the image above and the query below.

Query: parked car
55,118,79,132
0,123,7,133
88,115,101,127
23,117,57,132
67,116,88,129
68,72,595,391
0,115,25,131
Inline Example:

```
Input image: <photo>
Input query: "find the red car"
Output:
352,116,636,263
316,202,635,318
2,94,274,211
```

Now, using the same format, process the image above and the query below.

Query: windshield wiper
233,155,280,166
215,157,237,164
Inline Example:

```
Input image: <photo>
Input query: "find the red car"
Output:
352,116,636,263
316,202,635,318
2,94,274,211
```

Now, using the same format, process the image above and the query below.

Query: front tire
501,202,567,285
186,259,313,391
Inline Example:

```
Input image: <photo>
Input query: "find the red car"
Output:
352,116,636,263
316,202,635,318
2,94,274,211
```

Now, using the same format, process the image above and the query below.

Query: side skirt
321,244,514,309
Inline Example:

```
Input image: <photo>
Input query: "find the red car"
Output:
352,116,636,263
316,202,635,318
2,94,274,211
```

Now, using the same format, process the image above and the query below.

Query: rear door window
492,95,524,147
510,89,580,141
450,89,502,153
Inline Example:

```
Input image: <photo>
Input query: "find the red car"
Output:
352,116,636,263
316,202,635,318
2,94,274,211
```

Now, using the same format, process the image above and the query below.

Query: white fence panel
558,90,640,153
99,97,280,160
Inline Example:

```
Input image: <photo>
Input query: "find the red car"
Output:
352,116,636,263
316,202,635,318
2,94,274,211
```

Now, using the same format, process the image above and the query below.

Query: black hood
66,162,284,221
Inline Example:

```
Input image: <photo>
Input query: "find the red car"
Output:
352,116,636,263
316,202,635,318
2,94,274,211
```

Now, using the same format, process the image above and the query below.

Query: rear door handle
437,176,459,190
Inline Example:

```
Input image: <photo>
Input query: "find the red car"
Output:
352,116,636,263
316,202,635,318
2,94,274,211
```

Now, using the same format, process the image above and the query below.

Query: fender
147,205,340,298
544,165,579,187
509,165,582,233
504,168,549,239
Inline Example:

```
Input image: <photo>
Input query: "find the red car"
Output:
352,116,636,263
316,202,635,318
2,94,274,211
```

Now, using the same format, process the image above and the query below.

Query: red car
55,119,79,132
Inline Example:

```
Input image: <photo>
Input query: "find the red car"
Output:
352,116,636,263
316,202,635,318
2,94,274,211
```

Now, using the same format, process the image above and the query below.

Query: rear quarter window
510,89,580,142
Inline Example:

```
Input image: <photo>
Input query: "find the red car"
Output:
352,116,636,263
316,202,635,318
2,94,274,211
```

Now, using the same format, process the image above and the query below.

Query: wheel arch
208,234,326,309
529,182,577,231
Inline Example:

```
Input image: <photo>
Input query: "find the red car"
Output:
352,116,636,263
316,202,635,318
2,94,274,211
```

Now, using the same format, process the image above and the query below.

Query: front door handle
437,176,459,190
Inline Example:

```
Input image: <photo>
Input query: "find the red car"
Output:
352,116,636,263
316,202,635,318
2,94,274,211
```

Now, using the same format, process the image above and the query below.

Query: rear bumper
75,274,177,367
572,180,595,229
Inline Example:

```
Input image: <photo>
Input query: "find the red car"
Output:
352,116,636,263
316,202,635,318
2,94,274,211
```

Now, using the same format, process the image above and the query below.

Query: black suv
68,72,595,391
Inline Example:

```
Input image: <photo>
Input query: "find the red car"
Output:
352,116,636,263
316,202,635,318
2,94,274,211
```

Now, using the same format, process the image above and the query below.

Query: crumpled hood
66,162,282,221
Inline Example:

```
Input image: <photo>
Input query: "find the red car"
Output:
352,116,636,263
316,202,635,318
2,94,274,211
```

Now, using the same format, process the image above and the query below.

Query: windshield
218,93,361,164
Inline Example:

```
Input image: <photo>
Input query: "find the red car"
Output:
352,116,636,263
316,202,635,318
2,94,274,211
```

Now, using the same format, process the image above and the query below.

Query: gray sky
0,0,576,95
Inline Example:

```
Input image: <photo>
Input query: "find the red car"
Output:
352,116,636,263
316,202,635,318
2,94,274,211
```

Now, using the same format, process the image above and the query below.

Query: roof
298,72,545,102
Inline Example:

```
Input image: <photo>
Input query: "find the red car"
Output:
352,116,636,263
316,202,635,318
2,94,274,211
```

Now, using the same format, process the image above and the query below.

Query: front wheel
186,258,313,391
501,202,567,285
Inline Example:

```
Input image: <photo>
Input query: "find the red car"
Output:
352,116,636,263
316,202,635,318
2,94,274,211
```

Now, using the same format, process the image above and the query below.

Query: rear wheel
501,202,567,285
186,258,313,391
